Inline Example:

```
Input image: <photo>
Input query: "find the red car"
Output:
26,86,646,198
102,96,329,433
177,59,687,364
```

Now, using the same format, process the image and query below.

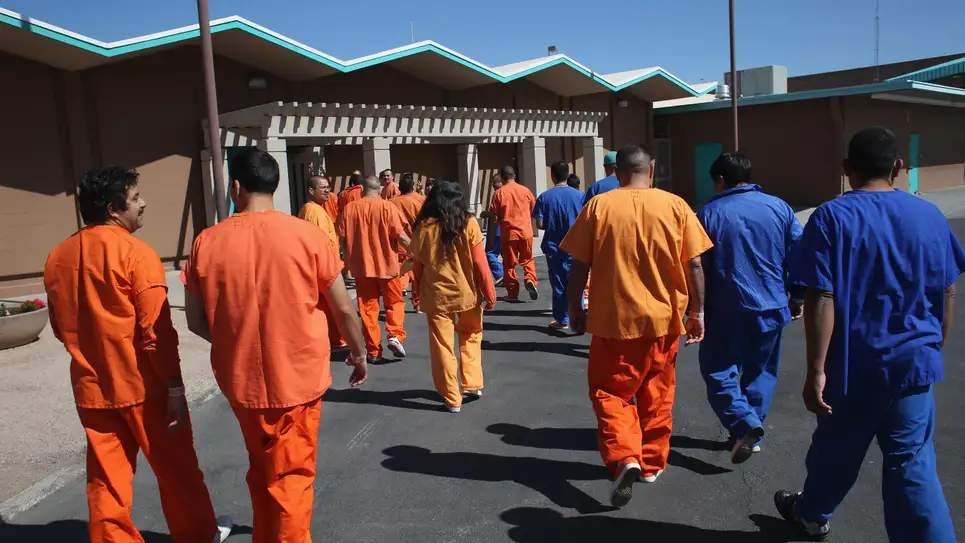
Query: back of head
348,173,363,187
229,148,279,194
847,127,899,183
363,175,382,193
400,173,415,194
550,160,569,183
415,179,469,248
615,143,652,178
566,174,581,189
499,165,516,182
77,166,139,225
709,153,752,187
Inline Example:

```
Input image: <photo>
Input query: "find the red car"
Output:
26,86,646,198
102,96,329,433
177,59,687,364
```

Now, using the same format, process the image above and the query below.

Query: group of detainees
40,125,961,542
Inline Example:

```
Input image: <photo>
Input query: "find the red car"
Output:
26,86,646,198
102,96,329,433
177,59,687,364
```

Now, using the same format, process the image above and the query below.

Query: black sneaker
525,281,539,300
774,491,831,541
494,276,505,287
731,426,764,464
609,461,641,508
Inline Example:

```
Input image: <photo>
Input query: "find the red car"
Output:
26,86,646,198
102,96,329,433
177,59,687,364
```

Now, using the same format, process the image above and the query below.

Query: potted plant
0,298,49,350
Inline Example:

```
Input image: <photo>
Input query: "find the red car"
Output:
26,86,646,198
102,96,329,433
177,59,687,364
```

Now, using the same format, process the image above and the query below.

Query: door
654,138,671,190
694,142,722,206
908,133,920,194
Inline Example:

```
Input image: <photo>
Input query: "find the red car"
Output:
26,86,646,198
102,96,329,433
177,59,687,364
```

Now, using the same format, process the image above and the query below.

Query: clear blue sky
4,0,963,83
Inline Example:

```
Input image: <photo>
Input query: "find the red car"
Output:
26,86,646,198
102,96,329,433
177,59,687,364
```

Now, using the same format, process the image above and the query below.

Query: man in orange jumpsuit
298,175,349,350
323,178,339,224
488,165,538,301
561,144,712,508
338,175,411,362
182,148,367,542
338,173,364,282
44,166,232,543
390,173,426,312
380,168,400,200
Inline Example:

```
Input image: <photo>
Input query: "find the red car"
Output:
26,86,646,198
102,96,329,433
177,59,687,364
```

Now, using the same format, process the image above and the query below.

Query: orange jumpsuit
323,192,339,224
560,188,712,477
489,181,537,299
182,210,343,543
337,197,407,358
44,225,218,543
337,186,362,278
390,192,426,310
299,201,347,347
381,181,400,200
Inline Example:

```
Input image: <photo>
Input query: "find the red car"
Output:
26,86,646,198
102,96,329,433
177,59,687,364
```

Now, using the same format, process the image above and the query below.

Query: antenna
873,0,880,82
410,20,414,43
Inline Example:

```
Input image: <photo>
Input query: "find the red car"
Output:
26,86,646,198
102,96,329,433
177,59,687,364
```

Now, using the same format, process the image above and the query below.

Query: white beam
257,138,292,215
363,137,391,177
457,144,482,214
582,137,606,186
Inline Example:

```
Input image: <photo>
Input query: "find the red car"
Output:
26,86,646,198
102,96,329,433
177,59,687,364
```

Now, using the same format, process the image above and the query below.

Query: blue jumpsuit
534,185,584,325
486,223,503,280
698,185,803,442
791,190,963,542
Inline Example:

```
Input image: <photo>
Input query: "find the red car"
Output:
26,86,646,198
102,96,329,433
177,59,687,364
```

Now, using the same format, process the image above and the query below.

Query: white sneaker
641,469,664,483
752,444,762,453
465,389,483,398
609,461,641,508
214,515,233,543
446,405,461,413
387,337,406,357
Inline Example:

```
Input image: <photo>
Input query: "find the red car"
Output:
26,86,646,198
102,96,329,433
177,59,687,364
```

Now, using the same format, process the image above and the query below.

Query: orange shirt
560,188,713,340
323,192,339,224
409,217,485,315
381,181,400,201
488,181,536,241
390,192,426,236
337,197,406,279
338,185,362,216
44,225,180,408
298,201,339,251
181,211,343,409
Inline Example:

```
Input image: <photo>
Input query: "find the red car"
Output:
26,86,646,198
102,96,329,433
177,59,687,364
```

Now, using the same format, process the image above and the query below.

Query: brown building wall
391,144,459,187
788,53,964,92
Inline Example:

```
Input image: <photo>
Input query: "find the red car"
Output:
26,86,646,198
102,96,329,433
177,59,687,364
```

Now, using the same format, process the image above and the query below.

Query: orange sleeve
559,204,595,266
408,225,425,264
336,207,348,238
528,189,536,212
315,229,344,294
387,205,405,239
135,286,182,382
300,204,323,229
179,236,202,295
680,203,714,262
131,247,168,296
466,216,484,247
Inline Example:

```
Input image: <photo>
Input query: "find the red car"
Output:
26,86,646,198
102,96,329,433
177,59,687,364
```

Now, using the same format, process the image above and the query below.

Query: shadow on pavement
484,308,549,318
670,435,731,452
482,340,588,359
323,388,443,411
483,321,572,338
381,445,613,514
0,520,253,543
500,508,800,542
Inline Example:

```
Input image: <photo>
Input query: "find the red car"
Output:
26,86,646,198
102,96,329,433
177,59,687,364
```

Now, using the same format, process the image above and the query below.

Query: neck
553,181,567,187
623,174,652,189
243,194,275,213
724,182,749,190
854,177,893,192
362,191,380,198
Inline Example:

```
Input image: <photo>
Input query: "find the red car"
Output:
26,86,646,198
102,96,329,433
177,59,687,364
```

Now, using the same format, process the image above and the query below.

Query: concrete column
362,137,391,177
258,138,292,215
457,144,481,214
201,148,230,227
521,137,547,248
582,136,606,185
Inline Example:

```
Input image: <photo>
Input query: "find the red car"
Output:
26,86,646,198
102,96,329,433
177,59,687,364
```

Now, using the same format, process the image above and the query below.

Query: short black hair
348,173,363,187
566,173,581,189
380,168,393,178
709,153,752,187
499,165,516,181
550,160,569,183
847,127,899,181
615,143,653,175
229,148,279,194
77,166,139,225
400,173,415,194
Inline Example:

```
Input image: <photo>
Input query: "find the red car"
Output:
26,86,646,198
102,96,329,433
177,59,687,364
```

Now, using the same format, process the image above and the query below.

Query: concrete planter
0,307,49,350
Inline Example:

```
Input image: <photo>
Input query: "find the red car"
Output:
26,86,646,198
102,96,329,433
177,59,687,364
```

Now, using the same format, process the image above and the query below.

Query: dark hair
499,165,516,181
229,148,279,194
847,127,898,181
615,143,653,174
348,173,363,187
414,180,471,250
709,153,752,187
380,169,393,178
77,167,139,225
550,160,569,183
400,173,415,194
566,173,581,189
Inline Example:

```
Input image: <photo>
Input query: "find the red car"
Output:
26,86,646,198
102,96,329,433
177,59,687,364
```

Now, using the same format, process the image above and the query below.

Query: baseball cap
603,151,617,165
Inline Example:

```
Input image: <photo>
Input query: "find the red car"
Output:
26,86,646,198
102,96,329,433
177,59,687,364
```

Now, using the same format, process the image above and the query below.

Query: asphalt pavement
4,223,965,541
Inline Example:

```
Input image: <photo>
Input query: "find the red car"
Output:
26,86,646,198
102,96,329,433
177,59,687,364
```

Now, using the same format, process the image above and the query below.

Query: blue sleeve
582,184,595,207
785,207,806,300
789,206,835,293
945,226,965,288
533,195,545,222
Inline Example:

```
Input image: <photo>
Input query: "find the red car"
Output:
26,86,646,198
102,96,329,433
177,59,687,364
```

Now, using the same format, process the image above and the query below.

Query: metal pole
729,0,739,151
197,0,228,222
410,20,414,43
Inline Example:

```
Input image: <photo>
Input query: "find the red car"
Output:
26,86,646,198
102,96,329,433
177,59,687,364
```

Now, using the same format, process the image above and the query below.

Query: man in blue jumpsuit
697,153,803,465
534,160,583,328
776,126,962,542
482,176,504,286
583,151,619,205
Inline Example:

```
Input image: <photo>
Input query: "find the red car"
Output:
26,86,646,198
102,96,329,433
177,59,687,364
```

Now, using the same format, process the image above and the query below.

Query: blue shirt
791,190,965,396
698,185,803,332
534,185,584,256
583,175,619,206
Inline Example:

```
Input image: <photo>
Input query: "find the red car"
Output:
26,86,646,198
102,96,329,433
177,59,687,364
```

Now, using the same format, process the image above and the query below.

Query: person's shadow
380,445,614,514
0,519,253,542
323,388,444,412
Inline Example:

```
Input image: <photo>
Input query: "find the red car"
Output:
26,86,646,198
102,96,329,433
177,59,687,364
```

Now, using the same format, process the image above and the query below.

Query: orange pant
234,398,322,543
319,299,345,346
588,335,678,476
356,276,406,358
501,237,537,299
426,306,484,407
78,397,217,543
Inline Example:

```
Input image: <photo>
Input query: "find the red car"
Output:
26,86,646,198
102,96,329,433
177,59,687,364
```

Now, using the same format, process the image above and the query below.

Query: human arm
184,290,211,343
786,210,806,319
47,300,63,342
683,257,705,345
567,259,590,334
559,207,594,334
135,286,190,430
533,196,545,230
322,275,368,387
803,288,834,415
471,243,497,309
942,285,955,347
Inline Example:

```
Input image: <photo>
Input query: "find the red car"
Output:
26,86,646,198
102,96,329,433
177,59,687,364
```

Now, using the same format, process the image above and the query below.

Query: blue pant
699,318,782,440
796,385,953,541
545,253,572,324
486,234,503,280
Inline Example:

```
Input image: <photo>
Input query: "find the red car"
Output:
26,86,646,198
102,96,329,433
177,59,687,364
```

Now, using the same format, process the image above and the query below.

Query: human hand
568,308,587,335
684,316,704,345
789,300,804,321
346,352,368,387
167,392,188,432
803,372,832,415
484,298,495,311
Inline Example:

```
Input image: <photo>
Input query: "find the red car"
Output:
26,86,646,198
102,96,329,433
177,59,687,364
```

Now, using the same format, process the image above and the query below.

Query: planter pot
0,307,49,350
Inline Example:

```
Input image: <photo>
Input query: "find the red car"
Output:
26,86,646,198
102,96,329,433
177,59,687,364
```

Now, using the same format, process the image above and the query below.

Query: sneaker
525,281,539,300
549,321,568,329
609,461,641,508
774,491,831,541
731,426,764,464
752,443,762,453
387,337,406,358
640,469,664,483
446,404,461,413
366,354,383,364
465,389,483,398
214,515,233,543
494,276,505,287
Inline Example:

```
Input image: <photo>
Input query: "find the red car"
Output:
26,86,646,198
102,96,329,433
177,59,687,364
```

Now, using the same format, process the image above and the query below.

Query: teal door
908,133,920,194
694,142,723,206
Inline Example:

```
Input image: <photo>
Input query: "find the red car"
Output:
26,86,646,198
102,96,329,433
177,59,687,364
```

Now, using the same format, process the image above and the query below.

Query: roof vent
715,83,731,100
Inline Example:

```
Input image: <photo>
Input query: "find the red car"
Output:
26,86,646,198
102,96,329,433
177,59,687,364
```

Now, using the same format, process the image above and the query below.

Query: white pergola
201,102,608,227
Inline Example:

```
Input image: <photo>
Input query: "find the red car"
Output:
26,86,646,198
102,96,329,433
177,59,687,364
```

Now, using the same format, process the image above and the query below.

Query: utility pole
873,0,880,82
197,0,228,222
410,20,414,43
729,0,739,151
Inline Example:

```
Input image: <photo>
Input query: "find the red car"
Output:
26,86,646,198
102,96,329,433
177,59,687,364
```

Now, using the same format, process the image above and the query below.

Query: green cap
603,151,617,165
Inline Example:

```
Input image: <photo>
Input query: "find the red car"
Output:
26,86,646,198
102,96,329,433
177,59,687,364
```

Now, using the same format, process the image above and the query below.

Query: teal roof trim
888,56,965,83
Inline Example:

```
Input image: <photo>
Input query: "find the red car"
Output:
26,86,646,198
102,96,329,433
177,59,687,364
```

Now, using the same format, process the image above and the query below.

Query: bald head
362,175,382,195
615,143,655,187
307,175,331,204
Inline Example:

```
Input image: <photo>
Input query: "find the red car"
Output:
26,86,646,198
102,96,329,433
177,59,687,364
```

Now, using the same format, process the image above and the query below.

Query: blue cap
603,151,617,165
